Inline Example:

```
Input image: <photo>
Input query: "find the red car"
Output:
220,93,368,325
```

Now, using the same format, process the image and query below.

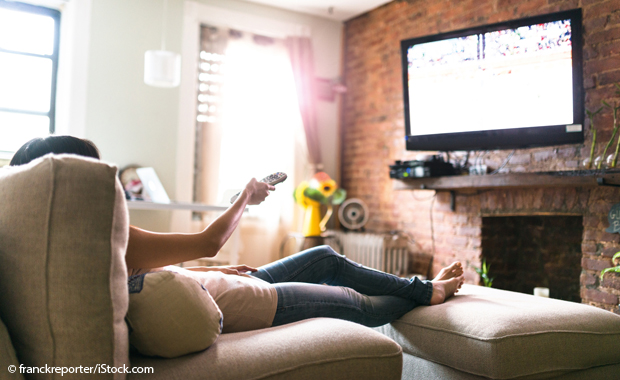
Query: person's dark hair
9,135,100,166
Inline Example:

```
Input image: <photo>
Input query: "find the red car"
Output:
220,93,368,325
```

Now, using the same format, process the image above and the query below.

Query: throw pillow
126,271,223,358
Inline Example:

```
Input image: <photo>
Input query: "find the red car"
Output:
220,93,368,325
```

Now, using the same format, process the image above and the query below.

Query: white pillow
126,271,223,358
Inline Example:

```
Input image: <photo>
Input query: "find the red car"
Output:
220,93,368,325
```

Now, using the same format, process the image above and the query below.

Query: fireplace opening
481,216,583,302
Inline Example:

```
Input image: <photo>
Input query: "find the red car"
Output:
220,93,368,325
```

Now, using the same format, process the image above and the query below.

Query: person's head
9,135,100,166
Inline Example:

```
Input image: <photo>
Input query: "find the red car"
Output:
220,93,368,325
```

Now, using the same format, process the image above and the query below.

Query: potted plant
600,252,620,279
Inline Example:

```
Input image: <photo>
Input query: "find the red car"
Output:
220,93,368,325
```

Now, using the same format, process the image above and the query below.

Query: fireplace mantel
393,170,620,191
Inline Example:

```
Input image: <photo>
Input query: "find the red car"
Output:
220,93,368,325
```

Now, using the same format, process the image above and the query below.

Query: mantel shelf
393,170,620,191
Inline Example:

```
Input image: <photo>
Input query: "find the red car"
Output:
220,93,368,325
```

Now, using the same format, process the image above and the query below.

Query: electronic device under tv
401,9,584,152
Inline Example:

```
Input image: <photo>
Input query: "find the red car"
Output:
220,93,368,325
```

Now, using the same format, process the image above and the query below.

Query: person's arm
125,178,275,270
184,264,258,277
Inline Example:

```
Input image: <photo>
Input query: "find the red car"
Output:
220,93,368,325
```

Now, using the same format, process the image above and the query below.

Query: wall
64,0,342,232
342,0,620,313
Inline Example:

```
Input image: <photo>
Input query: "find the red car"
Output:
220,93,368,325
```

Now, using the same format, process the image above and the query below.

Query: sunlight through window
0,8,55,55
0,2,59,158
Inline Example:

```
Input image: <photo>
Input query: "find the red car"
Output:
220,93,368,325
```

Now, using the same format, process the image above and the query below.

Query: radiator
325,231,410,276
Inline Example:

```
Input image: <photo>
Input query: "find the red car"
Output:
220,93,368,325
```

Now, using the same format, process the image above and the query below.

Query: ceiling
242,0,393,21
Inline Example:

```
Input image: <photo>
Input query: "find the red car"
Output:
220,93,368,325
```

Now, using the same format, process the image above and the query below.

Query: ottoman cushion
375,284,620,379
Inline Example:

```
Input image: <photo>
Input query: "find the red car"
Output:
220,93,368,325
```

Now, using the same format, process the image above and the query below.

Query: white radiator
325,231,410,276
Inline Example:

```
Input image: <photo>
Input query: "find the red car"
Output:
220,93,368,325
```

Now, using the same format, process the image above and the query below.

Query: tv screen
401,9,584,151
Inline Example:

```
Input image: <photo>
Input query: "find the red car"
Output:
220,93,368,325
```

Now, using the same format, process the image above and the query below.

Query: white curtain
196,30,308,267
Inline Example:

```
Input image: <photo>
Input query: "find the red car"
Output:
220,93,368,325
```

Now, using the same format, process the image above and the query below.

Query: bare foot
430,275,464,305
433,262,464,281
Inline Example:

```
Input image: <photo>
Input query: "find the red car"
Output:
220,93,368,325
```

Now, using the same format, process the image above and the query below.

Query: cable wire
489,149,516,175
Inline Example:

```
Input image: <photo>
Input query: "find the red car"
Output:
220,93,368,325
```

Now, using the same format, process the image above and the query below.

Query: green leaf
613,252,620,262
330,188,347,205
587,108,602,118
303,187,326,203
602,100,611,108
600,266,620,280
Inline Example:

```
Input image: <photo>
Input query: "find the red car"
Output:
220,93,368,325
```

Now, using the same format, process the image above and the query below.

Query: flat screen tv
401,9,584,151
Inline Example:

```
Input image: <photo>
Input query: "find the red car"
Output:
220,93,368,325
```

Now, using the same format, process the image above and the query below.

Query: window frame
0,0,61,135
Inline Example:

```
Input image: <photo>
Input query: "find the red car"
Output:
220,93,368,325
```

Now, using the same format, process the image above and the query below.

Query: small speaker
338,198,369,230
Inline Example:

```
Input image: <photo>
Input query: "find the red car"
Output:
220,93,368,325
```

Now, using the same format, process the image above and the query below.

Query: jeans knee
301,245,344,267
314,245,344,260
320,245,338,255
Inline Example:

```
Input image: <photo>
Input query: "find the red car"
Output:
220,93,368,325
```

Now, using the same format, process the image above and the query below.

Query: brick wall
342,0,620,313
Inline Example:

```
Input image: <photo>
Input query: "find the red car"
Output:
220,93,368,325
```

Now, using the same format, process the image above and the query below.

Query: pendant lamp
144,0,181,88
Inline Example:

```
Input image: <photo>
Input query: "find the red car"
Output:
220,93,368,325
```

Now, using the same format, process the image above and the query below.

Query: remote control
230,172,287,203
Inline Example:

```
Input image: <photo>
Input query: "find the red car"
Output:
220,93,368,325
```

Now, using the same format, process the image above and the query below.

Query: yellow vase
302,204,322,237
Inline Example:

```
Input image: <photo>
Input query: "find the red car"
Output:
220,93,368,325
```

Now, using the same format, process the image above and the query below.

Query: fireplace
481,216,583,302
392,172,620,314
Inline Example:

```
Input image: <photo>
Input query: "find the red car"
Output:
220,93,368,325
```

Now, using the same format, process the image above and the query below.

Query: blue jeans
250,245,433,327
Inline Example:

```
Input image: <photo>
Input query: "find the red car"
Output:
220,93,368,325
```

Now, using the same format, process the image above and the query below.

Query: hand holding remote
230,172,287,204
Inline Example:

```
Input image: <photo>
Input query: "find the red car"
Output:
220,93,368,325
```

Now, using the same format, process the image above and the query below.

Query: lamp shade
144,50,181,88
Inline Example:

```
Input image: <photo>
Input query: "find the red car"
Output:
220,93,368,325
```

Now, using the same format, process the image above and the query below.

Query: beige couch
2,155,620,380
0,156,402,380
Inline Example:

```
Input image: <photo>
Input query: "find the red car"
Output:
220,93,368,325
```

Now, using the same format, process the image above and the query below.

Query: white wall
67,0,342,231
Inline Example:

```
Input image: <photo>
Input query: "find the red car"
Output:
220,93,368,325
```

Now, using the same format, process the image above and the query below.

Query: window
193,25,306,215
0,0,60,158
191,25,308,265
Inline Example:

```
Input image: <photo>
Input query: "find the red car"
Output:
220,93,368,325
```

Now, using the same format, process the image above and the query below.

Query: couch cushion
126,271,223,358
0,155,130,379
129,318,403,380
375,284,620,380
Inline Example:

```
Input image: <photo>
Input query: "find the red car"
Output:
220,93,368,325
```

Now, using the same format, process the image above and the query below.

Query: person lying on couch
10,135,464,335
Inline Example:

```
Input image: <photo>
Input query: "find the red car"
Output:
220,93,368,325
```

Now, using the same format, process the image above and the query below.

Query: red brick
601,271,620,288
584,229,601,241
598,69,620,86
600,232,620,243
602,246,620,257
582,241,598,254
582,257,614,270
581,271,599,286
587,27,620,45
581,288,619,304
457,226,482,237
585,56,620,76
582,0,607,6
598,40,620,57
584,1,620,20
584,15,609,34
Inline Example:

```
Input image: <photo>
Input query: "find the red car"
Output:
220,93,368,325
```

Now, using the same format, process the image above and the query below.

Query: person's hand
186,265,258,277
243,178,276,205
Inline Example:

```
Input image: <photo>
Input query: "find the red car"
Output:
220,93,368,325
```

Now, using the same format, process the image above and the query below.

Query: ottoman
375,284,620,379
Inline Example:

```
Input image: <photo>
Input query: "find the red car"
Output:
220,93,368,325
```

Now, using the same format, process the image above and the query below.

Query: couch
1,155,620,380
0,155,402,380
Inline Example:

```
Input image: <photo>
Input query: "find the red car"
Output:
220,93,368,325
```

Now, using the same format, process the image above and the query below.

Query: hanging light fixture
144,0,181,88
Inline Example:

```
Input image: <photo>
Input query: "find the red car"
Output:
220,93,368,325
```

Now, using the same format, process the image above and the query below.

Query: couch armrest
0,155,130,379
